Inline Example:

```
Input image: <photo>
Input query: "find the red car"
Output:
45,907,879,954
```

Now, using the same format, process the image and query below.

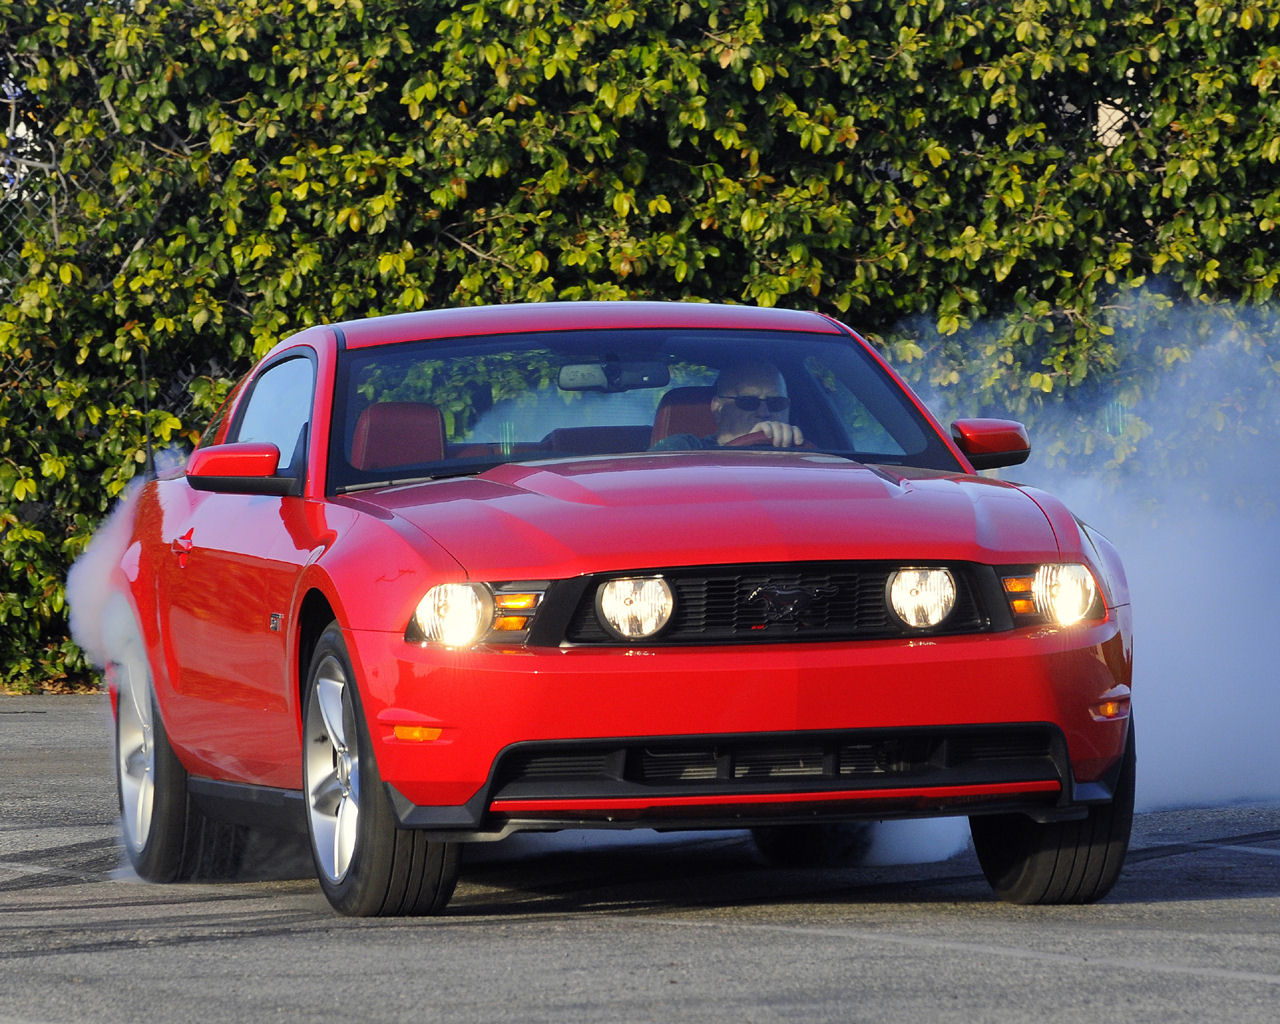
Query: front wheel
969,721,1135,904
303,623,459,916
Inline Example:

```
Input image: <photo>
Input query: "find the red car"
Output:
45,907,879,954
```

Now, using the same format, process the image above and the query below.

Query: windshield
327,327,960,493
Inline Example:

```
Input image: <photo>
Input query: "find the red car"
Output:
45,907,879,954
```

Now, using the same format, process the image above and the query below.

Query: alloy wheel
305,654,361,883
115,648,156,854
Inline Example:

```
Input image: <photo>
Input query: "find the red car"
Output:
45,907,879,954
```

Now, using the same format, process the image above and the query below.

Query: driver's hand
750,421,805,447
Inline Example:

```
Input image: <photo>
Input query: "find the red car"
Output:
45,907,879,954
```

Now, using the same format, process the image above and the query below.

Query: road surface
2,695,1277,1023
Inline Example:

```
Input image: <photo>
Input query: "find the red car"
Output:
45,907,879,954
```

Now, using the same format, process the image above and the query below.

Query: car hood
345,452,1063,578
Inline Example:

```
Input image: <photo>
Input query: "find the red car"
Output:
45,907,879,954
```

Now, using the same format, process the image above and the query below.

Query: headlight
1032,563,1098,625
1001,563,1101,626
596,577,674,640
413,583,493,647
408,582,545,647
887,568,956,628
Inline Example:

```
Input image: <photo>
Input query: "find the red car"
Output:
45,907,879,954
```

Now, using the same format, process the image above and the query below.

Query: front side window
233,354,316,475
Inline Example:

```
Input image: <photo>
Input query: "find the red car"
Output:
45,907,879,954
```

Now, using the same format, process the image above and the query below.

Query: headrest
650,386,717,444
350,402,446,471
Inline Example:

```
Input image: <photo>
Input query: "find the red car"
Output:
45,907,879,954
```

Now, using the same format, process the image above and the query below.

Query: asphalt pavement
2,694,1278,1024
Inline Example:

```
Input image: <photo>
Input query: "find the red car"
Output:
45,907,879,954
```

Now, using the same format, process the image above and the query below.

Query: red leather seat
350,402,446,470
650,386,717,444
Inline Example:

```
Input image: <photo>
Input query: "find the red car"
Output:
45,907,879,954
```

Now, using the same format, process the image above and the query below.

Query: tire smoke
1012,321,1280,811
66,447,195,672
65,480,143,671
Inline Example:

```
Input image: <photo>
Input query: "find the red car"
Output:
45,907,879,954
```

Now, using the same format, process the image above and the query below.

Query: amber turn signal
393,725,443,742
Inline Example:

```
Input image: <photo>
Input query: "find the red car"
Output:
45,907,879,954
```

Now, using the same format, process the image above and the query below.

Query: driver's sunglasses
723,394,790,413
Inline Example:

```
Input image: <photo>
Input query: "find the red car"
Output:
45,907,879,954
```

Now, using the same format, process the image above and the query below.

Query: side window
195,376,249,450
233,355,315,473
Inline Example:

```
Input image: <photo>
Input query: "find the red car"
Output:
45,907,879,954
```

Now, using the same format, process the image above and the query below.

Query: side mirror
951,419,1031,471
186,442,301,496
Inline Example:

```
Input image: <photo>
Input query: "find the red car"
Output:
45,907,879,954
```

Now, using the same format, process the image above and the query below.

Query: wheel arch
296,588,338,714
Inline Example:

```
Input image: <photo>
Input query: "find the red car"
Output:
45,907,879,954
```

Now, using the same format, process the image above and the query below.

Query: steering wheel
724,430,814,450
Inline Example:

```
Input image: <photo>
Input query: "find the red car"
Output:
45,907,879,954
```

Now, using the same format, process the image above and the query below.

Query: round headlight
415,583,493,647
888,568,957,629
597,577,674,640
1033,564,1097,625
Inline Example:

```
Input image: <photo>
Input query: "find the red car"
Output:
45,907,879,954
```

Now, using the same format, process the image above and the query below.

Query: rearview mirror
559,362,670,392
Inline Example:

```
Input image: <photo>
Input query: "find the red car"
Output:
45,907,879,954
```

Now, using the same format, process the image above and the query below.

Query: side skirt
187,777,308,836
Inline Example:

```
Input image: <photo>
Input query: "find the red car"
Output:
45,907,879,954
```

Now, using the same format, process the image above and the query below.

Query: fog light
597,577,674,640
888,568,956,628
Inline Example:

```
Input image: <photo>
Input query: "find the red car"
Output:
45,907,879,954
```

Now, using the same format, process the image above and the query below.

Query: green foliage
2,0,1278,688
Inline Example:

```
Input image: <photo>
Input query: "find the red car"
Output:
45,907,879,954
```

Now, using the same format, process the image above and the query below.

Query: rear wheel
970,722,1135,904
303,623,459,916
112,605,246,881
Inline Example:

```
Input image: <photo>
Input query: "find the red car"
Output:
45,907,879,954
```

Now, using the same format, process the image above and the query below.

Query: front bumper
346,614,1132,837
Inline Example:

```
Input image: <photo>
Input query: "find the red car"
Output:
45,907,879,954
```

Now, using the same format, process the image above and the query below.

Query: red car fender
304,498,469,635
1017,485,1132,611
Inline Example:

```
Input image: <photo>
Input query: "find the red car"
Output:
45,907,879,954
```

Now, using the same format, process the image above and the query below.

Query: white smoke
1108,502,1280,810
66,448,188,669
65,480,143,670
1006,319,1280,811
867,306,1280,864
860,818,971,864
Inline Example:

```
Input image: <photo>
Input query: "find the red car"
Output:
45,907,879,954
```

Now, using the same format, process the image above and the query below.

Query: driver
653,361,805,450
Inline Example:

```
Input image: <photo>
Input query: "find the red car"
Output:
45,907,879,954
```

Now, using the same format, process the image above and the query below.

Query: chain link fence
2,72,218,384
2,79,124,301
2,76,218,539
2,79,60,301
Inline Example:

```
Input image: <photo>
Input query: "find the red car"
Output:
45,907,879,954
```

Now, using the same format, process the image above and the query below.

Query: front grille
512,753,615,778
641,749,718,782
734,745,827,779
489,726,1063,804
563,562,989,644
839,737,938,775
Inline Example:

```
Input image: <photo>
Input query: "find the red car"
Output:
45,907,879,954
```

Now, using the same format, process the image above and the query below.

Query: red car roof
329,301,849,349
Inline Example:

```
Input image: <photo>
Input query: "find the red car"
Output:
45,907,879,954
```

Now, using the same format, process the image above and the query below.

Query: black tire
302,623,460,916
969,721,1135,905
112,605,246,882
752,822,873,868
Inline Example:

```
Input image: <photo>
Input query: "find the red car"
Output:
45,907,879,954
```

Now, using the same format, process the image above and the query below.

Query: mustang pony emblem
748,583,839,625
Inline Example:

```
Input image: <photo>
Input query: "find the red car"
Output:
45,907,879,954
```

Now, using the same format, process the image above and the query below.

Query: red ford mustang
104,301,1134,915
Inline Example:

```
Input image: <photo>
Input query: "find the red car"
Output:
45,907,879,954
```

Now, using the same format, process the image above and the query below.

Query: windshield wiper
334,465,494,494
